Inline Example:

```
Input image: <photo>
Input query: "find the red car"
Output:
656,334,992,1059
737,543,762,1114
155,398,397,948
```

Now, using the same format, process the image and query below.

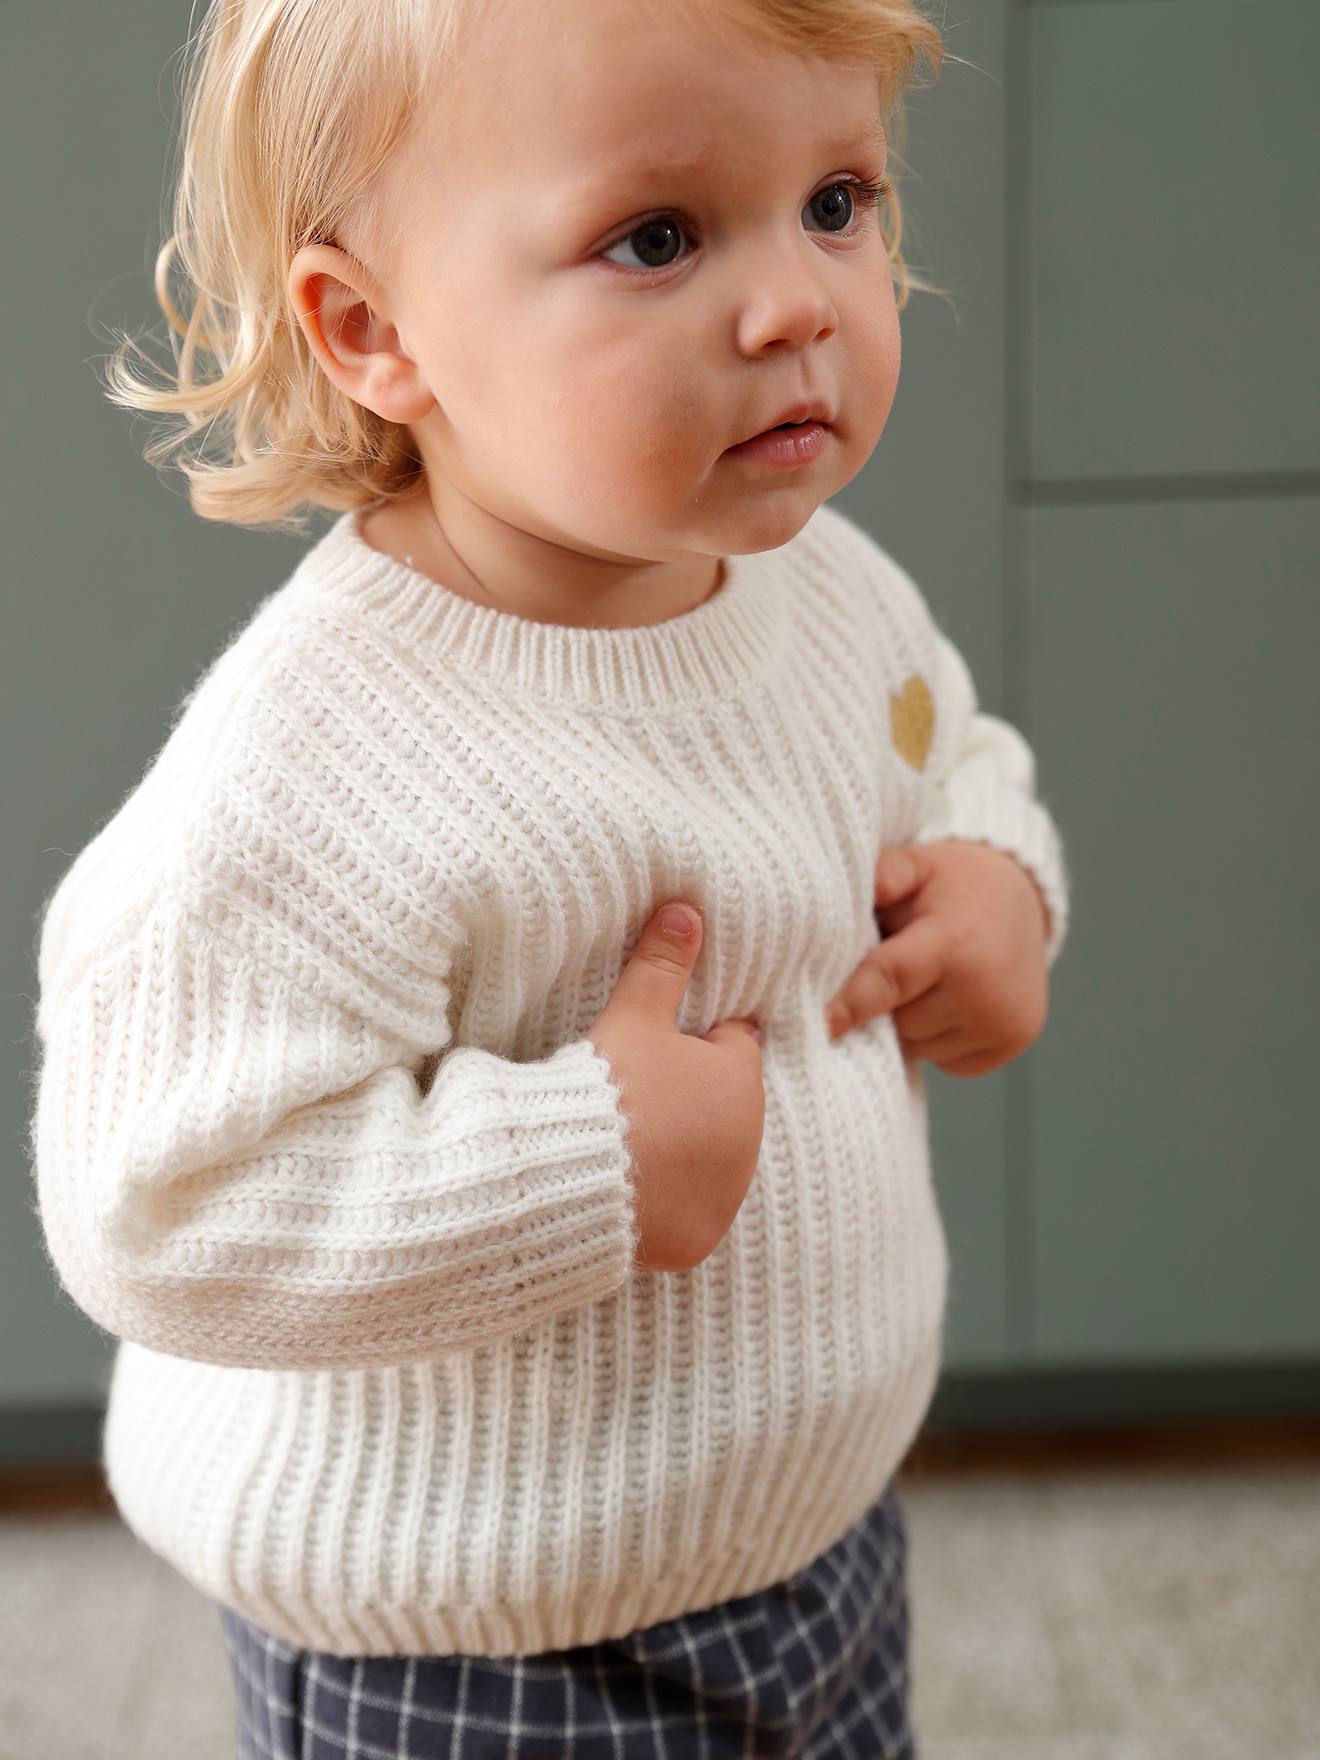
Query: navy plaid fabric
218,1480,916,1758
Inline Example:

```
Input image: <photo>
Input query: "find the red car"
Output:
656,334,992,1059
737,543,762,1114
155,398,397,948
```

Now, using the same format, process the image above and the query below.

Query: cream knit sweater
30,497,1069,1658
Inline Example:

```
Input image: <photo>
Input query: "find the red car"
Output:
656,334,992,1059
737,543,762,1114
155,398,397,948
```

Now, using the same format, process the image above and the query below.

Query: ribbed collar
291,502,796,716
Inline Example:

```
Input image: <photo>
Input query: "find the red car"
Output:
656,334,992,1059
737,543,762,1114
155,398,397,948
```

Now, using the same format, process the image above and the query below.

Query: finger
872,844,927,910
903,1024,1013,1078
937,1044,1012,1079
898,1025,973,1063
891,989,958,1043
826,915,945,1038
875,895,918,936
900,1028,1003,1077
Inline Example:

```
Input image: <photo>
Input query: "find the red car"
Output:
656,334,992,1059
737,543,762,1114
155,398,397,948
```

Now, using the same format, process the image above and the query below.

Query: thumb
606,901,704,1027
873,843,926,909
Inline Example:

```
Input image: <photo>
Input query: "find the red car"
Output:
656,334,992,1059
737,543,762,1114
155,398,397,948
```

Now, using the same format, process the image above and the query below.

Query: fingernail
660,903,697,939
825,1005,846,1038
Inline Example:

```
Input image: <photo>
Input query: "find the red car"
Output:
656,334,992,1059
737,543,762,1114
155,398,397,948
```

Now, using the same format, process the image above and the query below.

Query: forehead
429,0,883,183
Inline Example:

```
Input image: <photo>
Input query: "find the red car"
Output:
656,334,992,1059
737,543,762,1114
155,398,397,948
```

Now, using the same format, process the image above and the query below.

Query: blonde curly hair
101,0,947,536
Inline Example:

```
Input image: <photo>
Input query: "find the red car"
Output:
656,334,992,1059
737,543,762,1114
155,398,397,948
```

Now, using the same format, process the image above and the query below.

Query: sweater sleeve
29,876,642,1373
908,623,1071,970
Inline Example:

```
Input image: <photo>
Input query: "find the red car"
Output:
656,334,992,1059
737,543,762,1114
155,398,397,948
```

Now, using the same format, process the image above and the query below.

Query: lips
736,400,833,445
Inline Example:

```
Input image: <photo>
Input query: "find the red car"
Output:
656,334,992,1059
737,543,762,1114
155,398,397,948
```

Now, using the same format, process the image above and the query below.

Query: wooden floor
903,1413,1320,1478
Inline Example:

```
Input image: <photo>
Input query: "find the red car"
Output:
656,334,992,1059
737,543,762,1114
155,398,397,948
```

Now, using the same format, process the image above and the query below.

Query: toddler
30,0,1070,1753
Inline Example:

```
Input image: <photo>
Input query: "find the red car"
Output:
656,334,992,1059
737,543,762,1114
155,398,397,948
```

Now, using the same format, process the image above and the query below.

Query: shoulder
790,498,944,672
35,552,466,997
177,589,482,984
36,596,471,1039
802,499,935,611
34,577,309,996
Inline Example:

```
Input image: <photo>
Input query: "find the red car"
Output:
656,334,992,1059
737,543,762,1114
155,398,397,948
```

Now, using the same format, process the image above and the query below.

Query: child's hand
589,901,766,1274
822,841,1051,1078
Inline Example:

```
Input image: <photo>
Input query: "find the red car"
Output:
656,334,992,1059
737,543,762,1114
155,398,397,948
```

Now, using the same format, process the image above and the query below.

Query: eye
598,174,893,277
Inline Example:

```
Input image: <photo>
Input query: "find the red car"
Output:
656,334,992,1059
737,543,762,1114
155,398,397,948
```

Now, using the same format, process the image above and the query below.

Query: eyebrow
557,117,888,216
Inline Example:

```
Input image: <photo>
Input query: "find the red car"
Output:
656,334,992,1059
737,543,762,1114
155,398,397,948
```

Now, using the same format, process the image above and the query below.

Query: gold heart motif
890,673,934,772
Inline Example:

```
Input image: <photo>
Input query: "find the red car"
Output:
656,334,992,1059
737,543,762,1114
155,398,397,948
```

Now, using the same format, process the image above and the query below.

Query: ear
286,242,435,426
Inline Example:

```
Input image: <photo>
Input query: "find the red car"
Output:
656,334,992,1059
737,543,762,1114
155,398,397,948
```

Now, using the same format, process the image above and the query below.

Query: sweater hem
201,1457,914,1660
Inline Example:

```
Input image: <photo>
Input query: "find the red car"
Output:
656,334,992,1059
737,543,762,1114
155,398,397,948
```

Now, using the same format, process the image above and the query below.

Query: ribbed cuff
419,1033,644,1326
911,782,1071,969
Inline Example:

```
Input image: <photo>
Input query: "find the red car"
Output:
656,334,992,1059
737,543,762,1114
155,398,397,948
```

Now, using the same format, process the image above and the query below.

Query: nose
734,235,840,354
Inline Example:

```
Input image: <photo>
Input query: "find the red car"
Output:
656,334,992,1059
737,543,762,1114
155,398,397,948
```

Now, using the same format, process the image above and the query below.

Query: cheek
531,319,713,491
848,285,901,438
621,378,712,484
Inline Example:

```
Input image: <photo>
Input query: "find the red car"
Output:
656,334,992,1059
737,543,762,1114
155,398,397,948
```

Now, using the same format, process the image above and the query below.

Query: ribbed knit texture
29,497,1070,1657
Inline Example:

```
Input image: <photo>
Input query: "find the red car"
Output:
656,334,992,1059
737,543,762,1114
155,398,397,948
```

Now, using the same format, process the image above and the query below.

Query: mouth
734,402,834,446
723,417,832,467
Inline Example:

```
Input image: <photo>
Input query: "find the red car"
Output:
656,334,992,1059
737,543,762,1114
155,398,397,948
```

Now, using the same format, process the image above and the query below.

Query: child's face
298,0,901,599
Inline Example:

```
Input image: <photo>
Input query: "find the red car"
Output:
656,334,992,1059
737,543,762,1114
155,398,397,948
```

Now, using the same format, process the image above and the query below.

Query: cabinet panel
845,2,1017,1369
1029,0,1319,482
1025,495,1320,1360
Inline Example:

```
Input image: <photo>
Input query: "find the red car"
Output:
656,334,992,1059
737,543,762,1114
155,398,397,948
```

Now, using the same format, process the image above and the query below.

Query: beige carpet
1,1464,1316,1758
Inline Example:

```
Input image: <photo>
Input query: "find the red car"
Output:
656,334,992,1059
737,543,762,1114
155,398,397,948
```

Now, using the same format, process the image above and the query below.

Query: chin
736,490,835,547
